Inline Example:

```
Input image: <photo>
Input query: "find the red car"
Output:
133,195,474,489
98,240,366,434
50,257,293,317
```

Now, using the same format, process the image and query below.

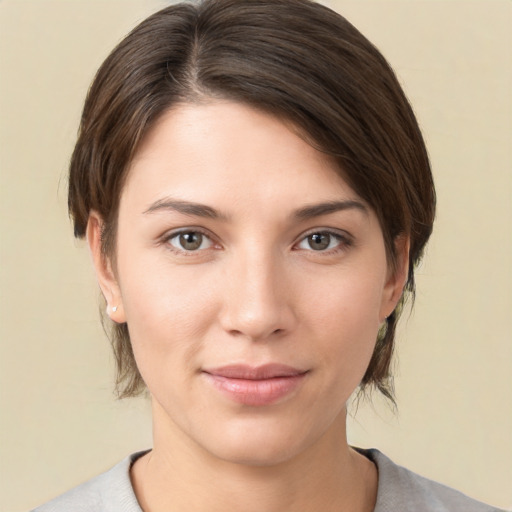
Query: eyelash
161,228,353,256
162,228,218,256
294,229,353,255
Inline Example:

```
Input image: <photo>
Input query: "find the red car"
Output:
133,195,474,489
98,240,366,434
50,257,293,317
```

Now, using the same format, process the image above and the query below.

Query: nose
218,248,297,341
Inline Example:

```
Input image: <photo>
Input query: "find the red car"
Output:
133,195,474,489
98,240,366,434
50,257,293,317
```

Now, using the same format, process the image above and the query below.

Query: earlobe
86,212,126,323
380,235,410,322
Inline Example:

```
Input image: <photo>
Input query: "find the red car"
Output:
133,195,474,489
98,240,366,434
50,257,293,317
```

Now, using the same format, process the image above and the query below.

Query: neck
131,400,377,512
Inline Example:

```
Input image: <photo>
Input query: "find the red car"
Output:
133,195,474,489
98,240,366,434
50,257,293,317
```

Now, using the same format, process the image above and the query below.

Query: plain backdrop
0,1,511,510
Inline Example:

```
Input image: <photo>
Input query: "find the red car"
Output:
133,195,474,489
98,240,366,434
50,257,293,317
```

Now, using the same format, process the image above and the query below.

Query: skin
88,101,409,511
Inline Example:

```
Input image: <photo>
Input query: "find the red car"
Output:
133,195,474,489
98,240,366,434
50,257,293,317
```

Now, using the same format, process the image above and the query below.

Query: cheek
305,267,385,334
115,251,220,380
302,268,386,377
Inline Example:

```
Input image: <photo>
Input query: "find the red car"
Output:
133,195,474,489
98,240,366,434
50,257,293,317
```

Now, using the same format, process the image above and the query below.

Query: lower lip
203,373,307,406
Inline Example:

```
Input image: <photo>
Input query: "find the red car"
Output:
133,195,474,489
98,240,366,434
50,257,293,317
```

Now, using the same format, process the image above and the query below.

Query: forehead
123,101,361,212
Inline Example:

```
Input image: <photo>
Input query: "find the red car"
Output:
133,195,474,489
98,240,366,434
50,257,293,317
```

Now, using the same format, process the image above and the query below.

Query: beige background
0,1,510,510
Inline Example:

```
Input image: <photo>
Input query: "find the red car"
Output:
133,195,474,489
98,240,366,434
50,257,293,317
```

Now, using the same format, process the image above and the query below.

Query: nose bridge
220,243,293,340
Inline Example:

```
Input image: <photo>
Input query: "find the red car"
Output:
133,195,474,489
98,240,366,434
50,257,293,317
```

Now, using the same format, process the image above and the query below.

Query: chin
195,413,331,468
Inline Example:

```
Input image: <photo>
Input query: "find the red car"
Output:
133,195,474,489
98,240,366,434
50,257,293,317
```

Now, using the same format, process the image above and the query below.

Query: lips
202,364,308,406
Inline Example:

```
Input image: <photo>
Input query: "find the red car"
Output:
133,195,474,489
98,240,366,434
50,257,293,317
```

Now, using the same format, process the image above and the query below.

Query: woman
33,0,503,510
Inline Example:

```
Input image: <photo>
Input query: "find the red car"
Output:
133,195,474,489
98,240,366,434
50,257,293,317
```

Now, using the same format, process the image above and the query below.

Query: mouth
202,364,309,406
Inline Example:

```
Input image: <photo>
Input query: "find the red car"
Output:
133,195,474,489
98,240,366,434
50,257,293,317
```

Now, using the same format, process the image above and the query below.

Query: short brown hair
69,0,435,400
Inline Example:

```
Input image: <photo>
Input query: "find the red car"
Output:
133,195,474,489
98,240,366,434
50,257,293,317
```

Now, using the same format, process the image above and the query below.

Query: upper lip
203,364,307,380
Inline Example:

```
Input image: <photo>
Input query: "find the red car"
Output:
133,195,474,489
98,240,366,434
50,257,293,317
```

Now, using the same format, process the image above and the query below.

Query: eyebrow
143,197,367,221
143,198,229,220
293,200,368,219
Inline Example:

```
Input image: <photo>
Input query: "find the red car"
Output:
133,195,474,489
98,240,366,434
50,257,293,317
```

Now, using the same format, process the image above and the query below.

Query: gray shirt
32,449,505,511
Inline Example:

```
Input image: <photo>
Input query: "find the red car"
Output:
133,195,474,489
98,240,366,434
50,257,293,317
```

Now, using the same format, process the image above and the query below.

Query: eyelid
161,227,220,253
158,226,353,254
294,227,354,251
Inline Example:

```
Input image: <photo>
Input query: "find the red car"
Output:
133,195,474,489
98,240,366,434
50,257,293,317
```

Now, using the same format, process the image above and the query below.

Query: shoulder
31,451,147,512
358,448,506,512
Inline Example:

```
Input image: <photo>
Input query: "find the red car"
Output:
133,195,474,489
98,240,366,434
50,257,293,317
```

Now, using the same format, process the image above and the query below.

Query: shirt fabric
32,448,505,512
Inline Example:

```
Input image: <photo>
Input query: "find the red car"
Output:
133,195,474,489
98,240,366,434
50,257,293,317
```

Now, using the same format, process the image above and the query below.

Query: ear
379,235,410,322
86,211,126,323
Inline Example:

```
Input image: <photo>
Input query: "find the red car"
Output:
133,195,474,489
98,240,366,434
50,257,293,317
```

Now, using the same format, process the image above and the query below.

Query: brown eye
297,231,346,252
169,231,212,252
307,233,332,251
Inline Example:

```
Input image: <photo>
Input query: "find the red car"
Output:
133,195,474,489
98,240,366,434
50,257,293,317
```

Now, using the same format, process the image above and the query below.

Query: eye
168,231,213,252
297,231,345,251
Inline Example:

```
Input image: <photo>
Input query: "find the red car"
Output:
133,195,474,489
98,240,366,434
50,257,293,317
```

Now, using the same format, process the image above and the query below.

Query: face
90,101,406,466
